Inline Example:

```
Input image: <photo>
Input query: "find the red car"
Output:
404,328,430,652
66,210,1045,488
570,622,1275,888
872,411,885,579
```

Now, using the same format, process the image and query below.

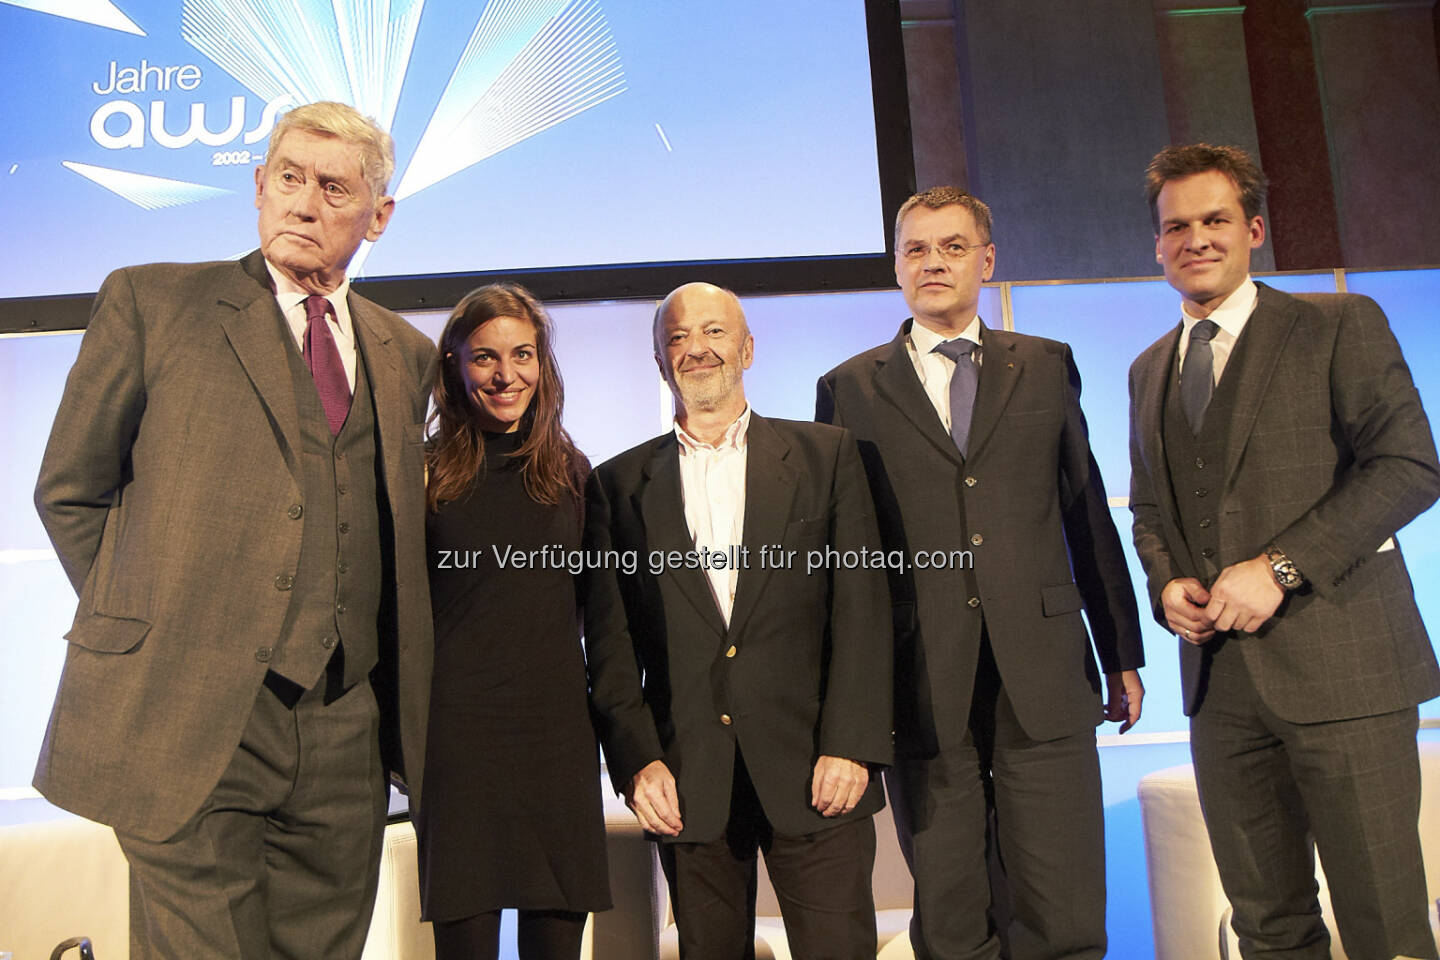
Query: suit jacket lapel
1223,283,1296,487
638,435,729,637
966,324,1022,461
214,251,301,472
873,322,963,466
728,415,798,639
351,295,408,487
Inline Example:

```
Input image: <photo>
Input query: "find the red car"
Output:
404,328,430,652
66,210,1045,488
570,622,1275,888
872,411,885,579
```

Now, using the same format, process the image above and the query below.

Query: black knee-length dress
416,431,611,921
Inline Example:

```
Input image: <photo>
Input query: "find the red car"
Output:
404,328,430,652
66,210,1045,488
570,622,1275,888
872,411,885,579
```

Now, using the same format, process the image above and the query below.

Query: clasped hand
1162,554,1283,644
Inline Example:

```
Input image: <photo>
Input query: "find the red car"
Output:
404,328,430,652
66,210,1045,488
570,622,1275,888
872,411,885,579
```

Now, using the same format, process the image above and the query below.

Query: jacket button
255,647,272,662
968,597,980,608
720,714,732,725
970,533,984,546
336,603,347,615
964,476,977,487
287,504,303,519
338,561,349,574
338,522,350,534
1194,488,1208,498
1194,457,1205,469
321,636,336,649
1199,518,1212,529
274,573,293,591
338,483,349,495
1201,547,1215,559
725,645,737,658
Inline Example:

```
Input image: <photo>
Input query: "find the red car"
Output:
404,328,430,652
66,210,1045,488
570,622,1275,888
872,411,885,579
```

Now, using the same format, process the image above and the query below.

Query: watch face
1267,546,1302,588
1272,559,1300,587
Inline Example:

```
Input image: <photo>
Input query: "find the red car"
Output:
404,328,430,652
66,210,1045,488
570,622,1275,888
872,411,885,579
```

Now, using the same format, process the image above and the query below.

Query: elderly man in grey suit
33,101,435,959
818,187,1145,959
1129,143,1440,958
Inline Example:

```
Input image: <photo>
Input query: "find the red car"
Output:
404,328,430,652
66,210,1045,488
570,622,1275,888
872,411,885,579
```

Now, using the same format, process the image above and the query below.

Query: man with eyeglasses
817,186,1145,958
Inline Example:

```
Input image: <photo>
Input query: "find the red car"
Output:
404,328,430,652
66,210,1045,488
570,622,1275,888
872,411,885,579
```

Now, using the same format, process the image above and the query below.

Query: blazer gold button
970,533,983,546
968,597,980,608
964,477,977,487
274,573,293,590
720,713,732,725
287,504,302,519
725,645,737,658
255,647,272,662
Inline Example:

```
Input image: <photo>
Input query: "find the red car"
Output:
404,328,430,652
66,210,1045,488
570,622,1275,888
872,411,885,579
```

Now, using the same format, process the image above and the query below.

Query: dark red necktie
302,295,352,436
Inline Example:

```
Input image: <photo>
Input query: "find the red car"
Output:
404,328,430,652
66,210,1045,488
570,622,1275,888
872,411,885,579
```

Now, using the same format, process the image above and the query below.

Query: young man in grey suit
817,187,1145,959
1129,143,1440,958
34,101,436,959
584,282,893,958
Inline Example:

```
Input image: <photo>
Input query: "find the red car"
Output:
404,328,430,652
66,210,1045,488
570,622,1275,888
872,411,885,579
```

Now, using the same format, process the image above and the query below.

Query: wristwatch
1264,543,1305,590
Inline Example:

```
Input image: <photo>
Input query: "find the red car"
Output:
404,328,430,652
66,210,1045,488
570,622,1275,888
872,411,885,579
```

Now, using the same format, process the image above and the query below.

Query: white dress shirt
265,260,359,391
675,407,751,625
906,315,984,431
1176,277,1258,387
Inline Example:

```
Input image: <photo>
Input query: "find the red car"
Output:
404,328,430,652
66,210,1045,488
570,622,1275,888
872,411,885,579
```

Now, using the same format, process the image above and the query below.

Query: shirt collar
675,405,752,454
1181,277,1257,341
909,314,983,355
264,258,351,322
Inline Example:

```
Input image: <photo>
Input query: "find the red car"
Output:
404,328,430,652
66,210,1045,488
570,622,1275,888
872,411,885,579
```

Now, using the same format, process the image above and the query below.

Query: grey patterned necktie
933,339,979,456
1181,319,1220,433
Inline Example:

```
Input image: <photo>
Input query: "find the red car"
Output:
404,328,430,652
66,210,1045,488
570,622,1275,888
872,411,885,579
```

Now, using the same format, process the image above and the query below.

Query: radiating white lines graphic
654,122,671,152
179,0,424,132
0,0,145,35
347,238,378,278
394,0,626,200
62,162,233,210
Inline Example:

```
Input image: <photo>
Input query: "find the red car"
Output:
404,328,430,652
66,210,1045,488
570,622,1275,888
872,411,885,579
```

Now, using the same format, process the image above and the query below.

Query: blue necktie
933,339,979,457
1181,319,1220,433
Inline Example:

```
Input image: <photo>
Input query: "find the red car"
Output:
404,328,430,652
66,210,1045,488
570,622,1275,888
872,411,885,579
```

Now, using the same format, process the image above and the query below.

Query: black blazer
818,322,1143,753
583,414,893,842
1129,283,1440,720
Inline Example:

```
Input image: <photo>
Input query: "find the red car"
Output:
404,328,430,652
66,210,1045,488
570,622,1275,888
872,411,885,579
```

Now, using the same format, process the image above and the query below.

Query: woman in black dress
418,283,610,960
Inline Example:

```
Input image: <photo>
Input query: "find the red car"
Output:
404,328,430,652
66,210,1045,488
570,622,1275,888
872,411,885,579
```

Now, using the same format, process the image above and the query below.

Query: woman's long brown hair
426,283,585,511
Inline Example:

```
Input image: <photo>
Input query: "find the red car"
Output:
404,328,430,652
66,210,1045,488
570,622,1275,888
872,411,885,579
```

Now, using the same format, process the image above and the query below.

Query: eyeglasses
900,240,989,262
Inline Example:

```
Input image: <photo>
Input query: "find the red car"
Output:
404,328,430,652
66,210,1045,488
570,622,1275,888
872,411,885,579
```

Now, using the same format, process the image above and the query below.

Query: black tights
432,909,588,960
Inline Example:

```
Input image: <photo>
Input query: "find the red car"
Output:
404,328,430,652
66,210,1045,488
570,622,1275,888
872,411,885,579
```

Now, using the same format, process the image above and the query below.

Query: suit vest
268,329,383,689
1162,322,1258,584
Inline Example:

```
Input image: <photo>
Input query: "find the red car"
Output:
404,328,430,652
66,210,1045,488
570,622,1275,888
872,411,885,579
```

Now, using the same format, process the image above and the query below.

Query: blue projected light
1346,270,1440,718
0,0,885,298
1009,279,1176,491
